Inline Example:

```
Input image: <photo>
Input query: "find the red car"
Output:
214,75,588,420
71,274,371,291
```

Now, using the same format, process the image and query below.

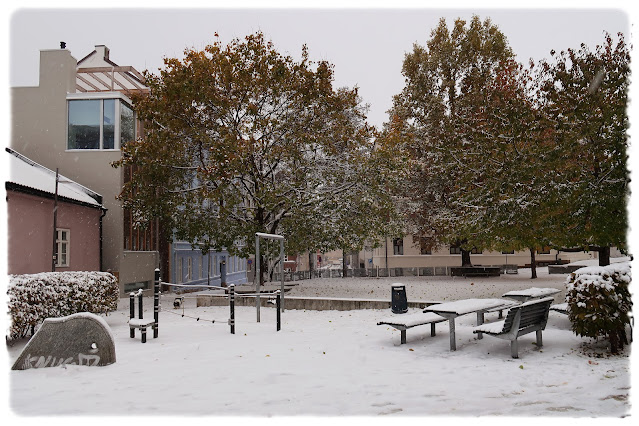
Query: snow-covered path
6,268,632,418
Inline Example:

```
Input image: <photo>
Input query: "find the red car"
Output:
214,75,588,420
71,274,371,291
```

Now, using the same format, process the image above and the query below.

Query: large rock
12,312,116,370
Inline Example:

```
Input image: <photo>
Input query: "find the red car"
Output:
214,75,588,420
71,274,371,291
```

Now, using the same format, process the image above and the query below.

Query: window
67,97,135,150
419,237,432,255
502,250,515,254
120,102,135,146
537,247,551,254
176,258,183,284
471,247,482,254
187,258,193,281
55,229,70,267
392,238,404,255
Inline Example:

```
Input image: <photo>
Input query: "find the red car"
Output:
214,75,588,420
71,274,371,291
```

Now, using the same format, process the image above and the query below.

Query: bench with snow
128,289,157,343
129,318,156,343
377,312,447,344
472,297,553,358
450,266,501,277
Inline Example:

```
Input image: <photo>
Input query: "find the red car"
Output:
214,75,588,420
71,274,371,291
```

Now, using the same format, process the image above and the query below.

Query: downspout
99,206,108,272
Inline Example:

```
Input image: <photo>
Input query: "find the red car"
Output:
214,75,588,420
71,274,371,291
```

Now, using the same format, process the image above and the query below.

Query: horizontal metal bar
255,232,284,240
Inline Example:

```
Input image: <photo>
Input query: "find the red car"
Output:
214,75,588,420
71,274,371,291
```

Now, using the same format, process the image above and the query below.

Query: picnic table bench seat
378,312,447,344
473,297,554,358
550,303,569,315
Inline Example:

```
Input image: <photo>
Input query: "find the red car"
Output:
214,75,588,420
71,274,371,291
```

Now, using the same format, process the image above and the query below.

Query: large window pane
68,100,100,149
103,99,115,149
120,101,135,147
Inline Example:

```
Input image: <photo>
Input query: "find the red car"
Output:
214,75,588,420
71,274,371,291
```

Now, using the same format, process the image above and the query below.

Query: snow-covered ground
5,266,632,420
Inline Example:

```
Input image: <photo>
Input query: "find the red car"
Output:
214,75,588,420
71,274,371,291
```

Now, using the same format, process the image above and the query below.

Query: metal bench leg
400,330,407,344
511,339,519,358
536,330,543,347
129,326,135,338
141,327,147,343
430,323,436,337
476,312,484,339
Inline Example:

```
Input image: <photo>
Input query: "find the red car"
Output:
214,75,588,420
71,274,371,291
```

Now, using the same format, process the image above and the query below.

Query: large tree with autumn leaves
388,16,629,275
115,32,400,284
389,15,518,267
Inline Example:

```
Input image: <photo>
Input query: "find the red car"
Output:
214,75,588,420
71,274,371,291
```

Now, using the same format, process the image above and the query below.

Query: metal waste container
391,283,408,314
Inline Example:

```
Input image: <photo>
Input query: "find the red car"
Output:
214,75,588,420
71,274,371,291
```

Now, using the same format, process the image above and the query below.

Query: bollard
276,290,281,332
129,293,135,338
138,290,144,320
229,284,235,334
153,269,160,339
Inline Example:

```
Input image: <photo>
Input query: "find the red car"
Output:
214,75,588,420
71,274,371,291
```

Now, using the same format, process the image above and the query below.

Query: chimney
60,41,66,49
95,45,110,60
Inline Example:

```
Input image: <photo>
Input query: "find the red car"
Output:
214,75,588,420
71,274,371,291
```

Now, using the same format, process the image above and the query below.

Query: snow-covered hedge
565,262,632,353
7,271,119,340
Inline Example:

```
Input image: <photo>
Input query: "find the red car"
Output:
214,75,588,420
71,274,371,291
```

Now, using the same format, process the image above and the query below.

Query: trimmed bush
7,271,119,341
565,262,632,353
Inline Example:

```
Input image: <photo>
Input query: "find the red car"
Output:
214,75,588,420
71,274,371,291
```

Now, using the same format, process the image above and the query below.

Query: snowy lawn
6,269,632,418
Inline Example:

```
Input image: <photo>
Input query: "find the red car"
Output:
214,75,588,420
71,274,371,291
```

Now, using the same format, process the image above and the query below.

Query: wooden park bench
472,297,554,358
451,266,501,277
378,312,447,344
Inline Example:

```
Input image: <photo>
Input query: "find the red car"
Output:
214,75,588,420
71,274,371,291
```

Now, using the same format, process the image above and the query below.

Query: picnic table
502,287,560,303
424,298,517,351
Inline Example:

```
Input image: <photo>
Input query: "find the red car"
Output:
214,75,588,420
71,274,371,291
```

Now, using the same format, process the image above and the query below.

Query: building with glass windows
11,43,247,294
10,44,159,295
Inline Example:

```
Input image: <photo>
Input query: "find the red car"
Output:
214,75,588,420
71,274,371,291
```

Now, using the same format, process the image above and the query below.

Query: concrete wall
7,190,101,274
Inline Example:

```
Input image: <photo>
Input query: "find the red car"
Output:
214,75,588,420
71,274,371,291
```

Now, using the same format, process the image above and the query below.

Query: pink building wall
7,190,102,275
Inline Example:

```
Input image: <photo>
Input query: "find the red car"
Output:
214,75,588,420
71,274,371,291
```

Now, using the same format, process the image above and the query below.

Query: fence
271,266,465,282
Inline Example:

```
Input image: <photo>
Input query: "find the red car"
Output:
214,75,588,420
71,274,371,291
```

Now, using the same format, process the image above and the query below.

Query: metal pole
220,259,227,287
276,290,281,331
229,284,235,334
138,291,143,320
280,238,285,312
255,234,261,323
153,269,160,339
129,293,135,338
52,168,59,272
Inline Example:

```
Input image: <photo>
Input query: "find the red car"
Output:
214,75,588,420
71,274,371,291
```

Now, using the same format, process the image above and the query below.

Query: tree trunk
308,251,314,277
609,330,620,354
259,254,266,286
342,248,348,278
461,249,472,267
598,245,611,266
529,248,537,279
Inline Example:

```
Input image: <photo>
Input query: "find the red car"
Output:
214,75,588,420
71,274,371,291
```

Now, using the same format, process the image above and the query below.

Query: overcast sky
6,2,632,129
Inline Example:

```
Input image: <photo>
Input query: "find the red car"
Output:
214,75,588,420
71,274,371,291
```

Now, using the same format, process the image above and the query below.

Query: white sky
1,0,638,278
5,1,633,129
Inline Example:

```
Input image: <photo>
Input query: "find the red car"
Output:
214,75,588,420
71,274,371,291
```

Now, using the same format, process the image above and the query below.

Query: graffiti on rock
20,353,101,369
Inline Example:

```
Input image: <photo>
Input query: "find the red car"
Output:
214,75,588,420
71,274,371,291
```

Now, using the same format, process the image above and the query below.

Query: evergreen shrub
7,271,118,340
566,262,632,353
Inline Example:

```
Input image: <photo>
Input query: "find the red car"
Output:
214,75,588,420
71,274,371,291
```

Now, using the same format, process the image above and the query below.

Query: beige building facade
11,45,158,295
369,236,595,271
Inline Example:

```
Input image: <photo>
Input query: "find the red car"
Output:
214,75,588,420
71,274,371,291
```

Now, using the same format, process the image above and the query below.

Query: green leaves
387,18,629,271
116,31,397,276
